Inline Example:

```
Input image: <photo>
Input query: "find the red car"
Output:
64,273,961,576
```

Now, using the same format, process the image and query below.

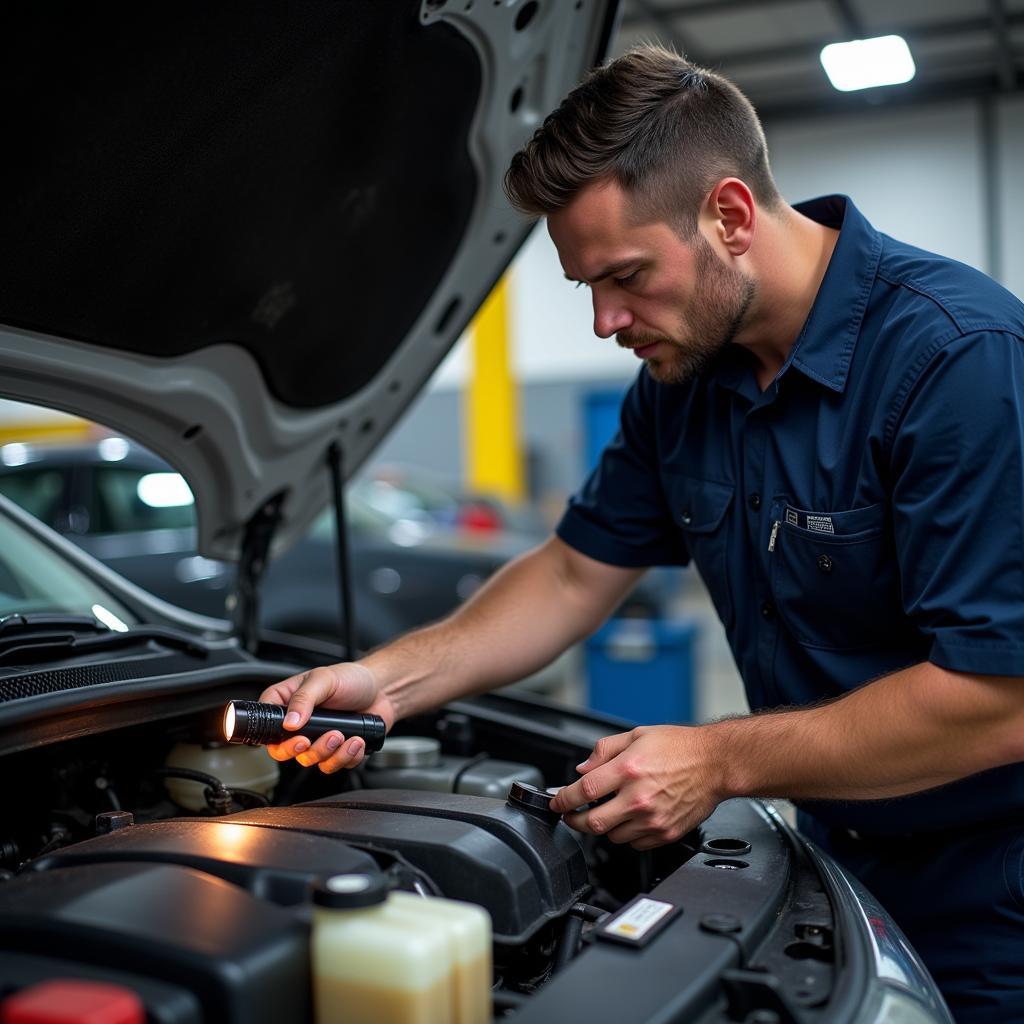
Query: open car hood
0,1,617,560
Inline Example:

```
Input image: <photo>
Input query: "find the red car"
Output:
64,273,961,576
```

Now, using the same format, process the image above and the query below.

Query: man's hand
548,725,723,850
253,539,641,775
258,663,396,774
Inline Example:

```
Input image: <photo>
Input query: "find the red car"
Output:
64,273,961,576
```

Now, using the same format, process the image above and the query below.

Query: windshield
0,507,137,625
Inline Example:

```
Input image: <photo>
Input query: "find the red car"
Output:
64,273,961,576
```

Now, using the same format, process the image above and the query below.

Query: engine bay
0,678,841,1023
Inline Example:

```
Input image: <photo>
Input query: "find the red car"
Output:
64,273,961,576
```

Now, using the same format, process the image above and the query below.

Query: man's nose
592,294,633,339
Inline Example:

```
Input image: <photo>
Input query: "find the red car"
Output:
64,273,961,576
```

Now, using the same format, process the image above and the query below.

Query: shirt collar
782,195,883,394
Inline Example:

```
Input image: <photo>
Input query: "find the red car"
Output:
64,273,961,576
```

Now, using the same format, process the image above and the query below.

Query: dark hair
504,45,782,235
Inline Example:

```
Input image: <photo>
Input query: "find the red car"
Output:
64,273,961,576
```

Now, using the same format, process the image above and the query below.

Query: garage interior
0,3,1023,1020
0,0,1021,725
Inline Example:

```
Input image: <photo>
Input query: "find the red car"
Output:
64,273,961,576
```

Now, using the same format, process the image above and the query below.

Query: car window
308,493,393,541
0,508,137,623
90,467,196,534
0,468,67,528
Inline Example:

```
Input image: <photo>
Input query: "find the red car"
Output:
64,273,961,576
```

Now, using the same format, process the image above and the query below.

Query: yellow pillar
465,275,525,503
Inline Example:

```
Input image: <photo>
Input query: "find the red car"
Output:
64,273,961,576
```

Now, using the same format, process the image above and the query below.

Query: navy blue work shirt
557,195,1024,836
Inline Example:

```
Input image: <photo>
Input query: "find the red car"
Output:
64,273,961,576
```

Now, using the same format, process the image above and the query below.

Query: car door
0,462,75,533
73,460,234,618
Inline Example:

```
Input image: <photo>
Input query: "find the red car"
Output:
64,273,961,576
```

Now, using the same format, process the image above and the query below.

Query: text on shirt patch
806,515,835,534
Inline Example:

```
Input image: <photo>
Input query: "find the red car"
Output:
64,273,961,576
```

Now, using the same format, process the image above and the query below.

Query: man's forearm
361,537,642,722
708,662,1024,802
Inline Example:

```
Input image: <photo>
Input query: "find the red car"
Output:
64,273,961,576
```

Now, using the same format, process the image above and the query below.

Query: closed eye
614,271,639,287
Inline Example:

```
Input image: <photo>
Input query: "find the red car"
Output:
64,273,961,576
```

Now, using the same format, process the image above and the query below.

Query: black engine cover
24,788,587,967
234,788,590,945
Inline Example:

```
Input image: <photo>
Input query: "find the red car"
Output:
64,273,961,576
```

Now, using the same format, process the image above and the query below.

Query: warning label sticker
602,897,677,944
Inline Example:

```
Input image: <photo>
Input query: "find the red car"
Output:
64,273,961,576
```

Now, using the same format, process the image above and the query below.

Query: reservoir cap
366,736,441,769
507,780,561,825
313,872,389,909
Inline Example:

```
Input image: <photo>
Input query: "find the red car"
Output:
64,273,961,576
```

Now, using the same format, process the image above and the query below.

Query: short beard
621,237,756,386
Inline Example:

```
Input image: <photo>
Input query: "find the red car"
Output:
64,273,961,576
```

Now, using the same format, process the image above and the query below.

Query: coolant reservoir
311,874,453,1024
163,742,280,812
388,891,492,1024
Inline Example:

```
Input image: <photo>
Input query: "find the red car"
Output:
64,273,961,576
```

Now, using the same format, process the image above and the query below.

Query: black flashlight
223,700,387,752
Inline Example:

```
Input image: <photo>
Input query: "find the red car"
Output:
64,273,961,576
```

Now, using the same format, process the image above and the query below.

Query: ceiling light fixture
820,35,916,92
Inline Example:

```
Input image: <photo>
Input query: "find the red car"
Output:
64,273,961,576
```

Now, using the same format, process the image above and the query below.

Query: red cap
0,980,144,1024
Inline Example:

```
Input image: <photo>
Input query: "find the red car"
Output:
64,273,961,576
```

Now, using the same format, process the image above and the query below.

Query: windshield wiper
0,614,208,665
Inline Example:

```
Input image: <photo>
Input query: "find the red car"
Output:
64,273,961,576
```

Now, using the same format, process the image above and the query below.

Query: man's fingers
265,734,311,762
259,662,382,771
549,731,638,814
562,792,631,836
284,667,351,728
258,675,306,708
550,759,622,814
574,730,636,774
316,736,367,775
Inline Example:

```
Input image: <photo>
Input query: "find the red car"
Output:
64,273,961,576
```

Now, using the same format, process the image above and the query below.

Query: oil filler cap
507,780,561,825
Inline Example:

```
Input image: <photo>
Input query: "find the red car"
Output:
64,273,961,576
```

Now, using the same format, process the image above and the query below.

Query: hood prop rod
328,442,357,660
232,492,286,653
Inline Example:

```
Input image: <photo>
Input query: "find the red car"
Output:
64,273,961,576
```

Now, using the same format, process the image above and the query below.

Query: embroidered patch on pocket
805,515,835,534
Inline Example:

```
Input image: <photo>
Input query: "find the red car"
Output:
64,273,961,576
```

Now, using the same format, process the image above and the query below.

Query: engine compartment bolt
700,912,742,935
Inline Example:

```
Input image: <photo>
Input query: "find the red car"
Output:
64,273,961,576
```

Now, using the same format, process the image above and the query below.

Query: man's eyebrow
564,259,638,285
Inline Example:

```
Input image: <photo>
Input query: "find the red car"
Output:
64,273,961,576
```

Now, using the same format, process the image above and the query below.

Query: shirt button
817,554,833,573
748,493,761,511
760,601,775,620
681,510,692,525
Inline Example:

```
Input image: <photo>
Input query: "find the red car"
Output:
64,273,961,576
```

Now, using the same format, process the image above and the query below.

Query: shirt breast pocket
665,474,735,628
770,502,905,650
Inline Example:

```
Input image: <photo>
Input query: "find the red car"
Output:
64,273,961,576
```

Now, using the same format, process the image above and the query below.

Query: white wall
999,96,1024,299
431,93,1023,392
766,102,987,270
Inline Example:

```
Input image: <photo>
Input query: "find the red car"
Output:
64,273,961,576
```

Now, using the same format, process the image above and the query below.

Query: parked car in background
0,439,535,651
357,463,546,537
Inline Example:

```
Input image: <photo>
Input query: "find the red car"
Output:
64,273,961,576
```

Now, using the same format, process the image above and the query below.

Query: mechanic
262,46,1024,1022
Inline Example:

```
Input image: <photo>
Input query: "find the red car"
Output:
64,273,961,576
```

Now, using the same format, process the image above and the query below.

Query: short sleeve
891,330,1024,675
556,371,689,568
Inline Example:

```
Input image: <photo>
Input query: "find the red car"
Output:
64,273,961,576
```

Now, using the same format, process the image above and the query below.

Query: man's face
547,178,756,385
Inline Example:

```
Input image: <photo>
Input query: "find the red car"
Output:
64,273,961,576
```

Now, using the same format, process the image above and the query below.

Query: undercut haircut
504,45,782,236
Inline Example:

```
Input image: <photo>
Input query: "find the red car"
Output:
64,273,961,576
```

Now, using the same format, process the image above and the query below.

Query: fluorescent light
820,35,915,92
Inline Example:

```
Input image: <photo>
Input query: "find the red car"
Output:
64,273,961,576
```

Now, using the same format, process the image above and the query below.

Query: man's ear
706,178,755,257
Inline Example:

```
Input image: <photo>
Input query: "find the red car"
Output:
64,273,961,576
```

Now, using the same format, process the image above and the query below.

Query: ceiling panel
852,0,990,34
641,0,736,9
680,0,845,54
911,29,1001,61
617,0,1022,117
